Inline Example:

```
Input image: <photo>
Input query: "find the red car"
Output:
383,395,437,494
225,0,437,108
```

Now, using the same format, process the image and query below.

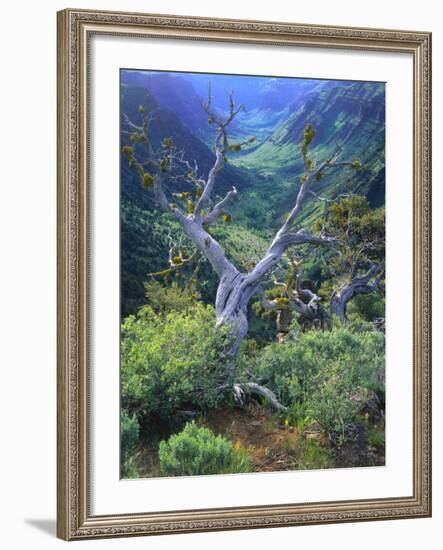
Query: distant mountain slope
121,71,209,141
121,70,353,144
231,81,385,230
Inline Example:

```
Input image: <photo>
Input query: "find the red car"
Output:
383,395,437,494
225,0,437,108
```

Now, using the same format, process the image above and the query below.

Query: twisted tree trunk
215,270,250,355
330,262,385,322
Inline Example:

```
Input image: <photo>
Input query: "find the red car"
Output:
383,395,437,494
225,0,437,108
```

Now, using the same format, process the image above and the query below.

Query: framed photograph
57,8,431,540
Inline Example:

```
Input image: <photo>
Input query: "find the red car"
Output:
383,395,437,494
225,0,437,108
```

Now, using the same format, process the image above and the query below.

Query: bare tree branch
194,89,244,221
244,229,337,290
202,186,238,226
194,128,226,219
257,265,331,332
331,261,385,321
256,286,278,311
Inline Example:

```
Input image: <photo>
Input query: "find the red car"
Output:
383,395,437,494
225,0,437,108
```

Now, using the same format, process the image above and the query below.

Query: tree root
217,382,287,412
242,382,288,412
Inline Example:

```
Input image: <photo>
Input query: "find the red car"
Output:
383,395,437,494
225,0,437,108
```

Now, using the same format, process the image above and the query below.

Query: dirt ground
135,403,384,478
201,405,303,472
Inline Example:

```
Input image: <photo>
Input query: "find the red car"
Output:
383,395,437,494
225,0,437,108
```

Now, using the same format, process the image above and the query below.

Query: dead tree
122,91,362,407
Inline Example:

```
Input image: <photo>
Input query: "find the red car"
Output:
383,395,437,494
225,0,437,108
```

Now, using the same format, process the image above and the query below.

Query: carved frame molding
57,9,431,540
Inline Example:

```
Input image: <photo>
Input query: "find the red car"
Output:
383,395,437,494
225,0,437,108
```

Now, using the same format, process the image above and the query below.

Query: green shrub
343,313,375,333
347,293,385,322
120,410,140,478
121,303,232,419
296,439,332,470
121,460,140,479
243,326,385,434
284,402,312,431
367,426,385,450
144,280,199,314
158,422,252,476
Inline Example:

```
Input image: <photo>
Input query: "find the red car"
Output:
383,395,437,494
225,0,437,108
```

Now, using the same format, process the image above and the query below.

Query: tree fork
123,93,363,359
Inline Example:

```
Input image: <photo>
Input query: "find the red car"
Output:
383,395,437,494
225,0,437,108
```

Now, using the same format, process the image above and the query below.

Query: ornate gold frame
57,8,432,540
